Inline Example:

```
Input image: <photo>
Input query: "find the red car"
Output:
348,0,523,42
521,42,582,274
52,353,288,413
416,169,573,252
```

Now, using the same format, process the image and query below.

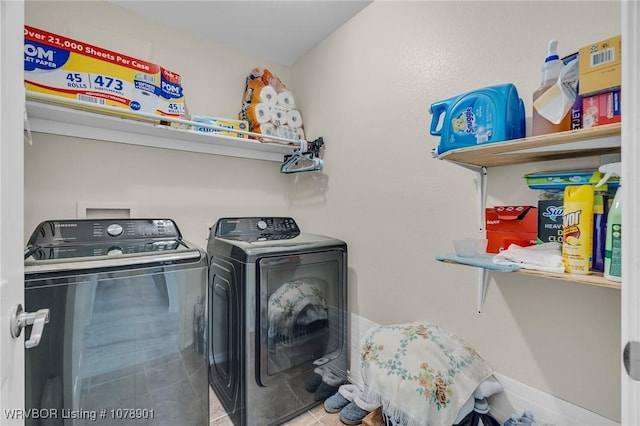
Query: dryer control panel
215,217,300,241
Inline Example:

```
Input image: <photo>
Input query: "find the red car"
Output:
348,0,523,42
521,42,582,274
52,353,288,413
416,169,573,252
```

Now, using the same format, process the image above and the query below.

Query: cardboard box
537,200,564,244
485,206,538,253
24,25,185,120
191,115,249,138
582,89,621,128
578,35,621,96
562,53,582,130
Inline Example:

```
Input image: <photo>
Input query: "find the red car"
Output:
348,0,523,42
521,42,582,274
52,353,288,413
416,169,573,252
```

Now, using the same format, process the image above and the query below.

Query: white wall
290,1,621,422
23,0,623,422
24,1,294,248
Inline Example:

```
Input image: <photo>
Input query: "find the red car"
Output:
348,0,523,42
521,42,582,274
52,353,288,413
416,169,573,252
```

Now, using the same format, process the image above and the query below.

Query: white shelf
436,123,621,167
438,258,621,290
433,124,623,312
26,100,296,162
436,124,622,288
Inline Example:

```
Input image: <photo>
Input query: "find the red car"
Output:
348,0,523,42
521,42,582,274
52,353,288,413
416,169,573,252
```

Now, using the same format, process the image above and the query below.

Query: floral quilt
267,280,327,341
360,322,493,426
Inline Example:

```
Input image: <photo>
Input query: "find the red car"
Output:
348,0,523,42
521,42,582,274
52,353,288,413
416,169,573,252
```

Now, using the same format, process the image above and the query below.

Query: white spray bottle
596,162,622,282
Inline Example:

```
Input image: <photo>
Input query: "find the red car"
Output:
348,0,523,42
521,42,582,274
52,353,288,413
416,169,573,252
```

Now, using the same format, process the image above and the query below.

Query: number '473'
93,75,124,90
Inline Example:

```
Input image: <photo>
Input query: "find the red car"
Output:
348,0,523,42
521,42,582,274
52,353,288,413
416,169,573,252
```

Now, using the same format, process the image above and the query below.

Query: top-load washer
207,217,348,425
23,218,208,426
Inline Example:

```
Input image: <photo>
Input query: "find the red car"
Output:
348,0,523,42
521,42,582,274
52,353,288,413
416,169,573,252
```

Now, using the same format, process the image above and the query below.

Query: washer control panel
215,217,300,241
28,219,181,245
25,219,186,260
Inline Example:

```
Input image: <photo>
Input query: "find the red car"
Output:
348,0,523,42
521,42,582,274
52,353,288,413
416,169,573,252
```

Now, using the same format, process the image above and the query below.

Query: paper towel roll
270,107,288,127
277,90,297,109
286,110,303,128
256,122,276,135
255,122,277,141
259,85,277,106
276,125,299,140
246,103,271,125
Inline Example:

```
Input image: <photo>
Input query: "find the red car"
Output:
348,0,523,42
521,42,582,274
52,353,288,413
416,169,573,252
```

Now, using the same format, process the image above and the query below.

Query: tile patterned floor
209,387,344,426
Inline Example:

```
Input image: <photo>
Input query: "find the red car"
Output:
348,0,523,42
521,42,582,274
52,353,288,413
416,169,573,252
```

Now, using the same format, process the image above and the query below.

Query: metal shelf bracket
450,161,490,314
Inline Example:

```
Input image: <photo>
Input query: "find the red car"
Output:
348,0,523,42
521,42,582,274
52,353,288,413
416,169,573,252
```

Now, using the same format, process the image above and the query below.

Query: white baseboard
346,313,619,426
347,312,378,388
488,373,619,426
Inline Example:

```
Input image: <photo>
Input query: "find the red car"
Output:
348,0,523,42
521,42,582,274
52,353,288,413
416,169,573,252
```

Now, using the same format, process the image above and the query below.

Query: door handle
624,341,640,381
10,304,50,349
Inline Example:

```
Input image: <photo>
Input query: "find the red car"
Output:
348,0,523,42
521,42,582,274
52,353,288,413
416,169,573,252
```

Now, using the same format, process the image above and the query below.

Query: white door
0,0,26,425
621,1,640,424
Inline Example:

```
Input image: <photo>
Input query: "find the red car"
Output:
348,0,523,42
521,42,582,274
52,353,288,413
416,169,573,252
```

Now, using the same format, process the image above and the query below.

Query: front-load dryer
207,217,347,425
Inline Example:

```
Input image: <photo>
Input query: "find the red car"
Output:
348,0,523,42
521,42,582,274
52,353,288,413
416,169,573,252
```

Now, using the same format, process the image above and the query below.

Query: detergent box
563,53,583,130
24,25,185,121
429,83,526,156
582,89,621,128
191,115,249,138
485,206,538,253
578,35,621,96
537,200,564,244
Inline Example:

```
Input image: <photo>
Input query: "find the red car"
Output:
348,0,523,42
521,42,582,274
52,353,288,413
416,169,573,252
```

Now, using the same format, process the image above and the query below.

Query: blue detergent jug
430,83,526,156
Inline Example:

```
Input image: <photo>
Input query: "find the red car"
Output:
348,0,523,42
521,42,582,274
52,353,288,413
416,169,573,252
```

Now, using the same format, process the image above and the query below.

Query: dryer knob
257,220,268,231
107,224,123,237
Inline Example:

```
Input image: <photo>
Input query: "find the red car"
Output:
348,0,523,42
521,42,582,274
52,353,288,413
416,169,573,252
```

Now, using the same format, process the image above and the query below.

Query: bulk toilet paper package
24,25,185,121
239,68,306,142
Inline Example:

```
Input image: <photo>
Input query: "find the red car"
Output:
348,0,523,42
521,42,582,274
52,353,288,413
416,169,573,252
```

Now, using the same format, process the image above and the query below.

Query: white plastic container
454,239,488,257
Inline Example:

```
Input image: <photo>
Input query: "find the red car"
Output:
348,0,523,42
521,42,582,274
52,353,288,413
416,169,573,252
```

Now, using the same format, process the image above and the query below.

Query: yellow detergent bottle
562,184,593,274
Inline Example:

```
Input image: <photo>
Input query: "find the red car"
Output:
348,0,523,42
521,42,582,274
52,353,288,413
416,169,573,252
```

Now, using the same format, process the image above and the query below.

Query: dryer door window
257,250,345,385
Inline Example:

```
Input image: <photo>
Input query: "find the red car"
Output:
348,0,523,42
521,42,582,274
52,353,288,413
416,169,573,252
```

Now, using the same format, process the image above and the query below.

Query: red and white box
485,206,538,253
582,90,621,128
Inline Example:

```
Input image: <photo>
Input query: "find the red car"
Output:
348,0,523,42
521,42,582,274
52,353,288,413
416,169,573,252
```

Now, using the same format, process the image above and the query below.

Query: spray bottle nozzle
595,162,622,188
545,40,559,62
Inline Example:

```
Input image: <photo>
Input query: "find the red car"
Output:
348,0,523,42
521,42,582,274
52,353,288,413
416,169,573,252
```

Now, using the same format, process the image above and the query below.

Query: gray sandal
324,392,350,413
339,402,370,425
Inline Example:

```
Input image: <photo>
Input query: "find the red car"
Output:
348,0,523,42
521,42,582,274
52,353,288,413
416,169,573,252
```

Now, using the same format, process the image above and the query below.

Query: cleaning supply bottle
429,83,526,156
596,162,622,282
562,184,593,274
532,40,572,136
590,171,609,273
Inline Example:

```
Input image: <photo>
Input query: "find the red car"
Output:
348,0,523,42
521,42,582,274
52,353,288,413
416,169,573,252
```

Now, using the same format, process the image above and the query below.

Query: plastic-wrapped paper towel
270,106,287,126
239,67,306,142
259,85,277,106
254,123,277,138
286,110,303,128
277,90,297,109
493,242,564,273
245,103,271,125
276,125,299,140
